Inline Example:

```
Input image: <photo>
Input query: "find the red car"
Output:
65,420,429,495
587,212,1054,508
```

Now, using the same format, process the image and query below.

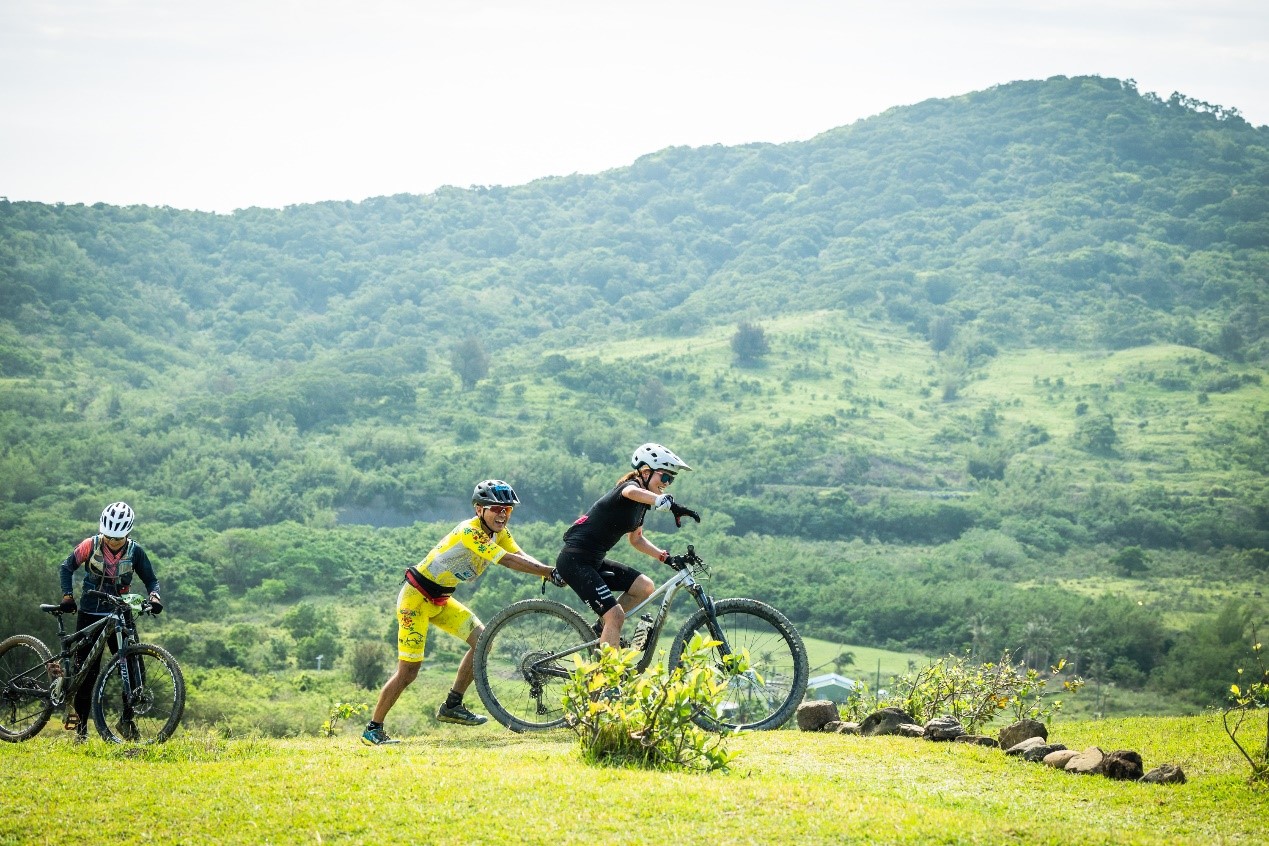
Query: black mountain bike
0,590,185,744
473,545,808,733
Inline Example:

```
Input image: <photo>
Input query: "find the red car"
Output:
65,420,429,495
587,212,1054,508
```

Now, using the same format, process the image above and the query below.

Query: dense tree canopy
1,76,1265,712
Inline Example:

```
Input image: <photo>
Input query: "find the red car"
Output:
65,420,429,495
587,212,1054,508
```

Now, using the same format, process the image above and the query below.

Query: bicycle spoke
671,598,808,732
476,599,593,732
0,635,55,742
94,644,185,744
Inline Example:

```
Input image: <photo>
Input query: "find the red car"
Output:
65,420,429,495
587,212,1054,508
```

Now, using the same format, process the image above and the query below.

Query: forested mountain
2,75,1266,717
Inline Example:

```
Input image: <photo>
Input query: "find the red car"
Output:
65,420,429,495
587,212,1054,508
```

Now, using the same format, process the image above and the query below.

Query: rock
1140,764,1187,785
1004,736,1049,756
924,715,967,741
1022,743,1068,763
1101,750,1145,781
998,719,1048,750
836,722,861,735
1065,746,1105,774
898,723,926,738
796,700,840,732
859,706,918,737
955,734,999,748
822,720,844,733
1042,749,1080,768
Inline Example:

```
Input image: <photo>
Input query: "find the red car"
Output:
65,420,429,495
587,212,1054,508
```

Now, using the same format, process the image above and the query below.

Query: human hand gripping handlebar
664,545,703,571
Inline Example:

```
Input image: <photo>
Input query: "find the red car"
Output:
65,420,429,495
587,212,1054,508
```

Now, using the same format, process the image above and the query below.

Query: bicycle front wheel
92,642,185,744
668,598,809,732
0,635,55,742
474,598,594,733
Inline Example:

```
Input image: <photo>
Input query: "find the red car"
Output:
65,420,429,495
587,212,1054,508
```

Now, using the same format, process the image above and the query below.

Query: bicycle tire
0,635,55,742
92,642,185,744
473,598,594,733
668,598,809,732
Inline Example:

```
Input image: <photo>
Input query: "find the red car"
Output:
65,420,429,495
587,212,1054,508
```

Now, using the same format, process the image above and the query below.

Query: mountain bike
473,544,808,733
0,590,185,744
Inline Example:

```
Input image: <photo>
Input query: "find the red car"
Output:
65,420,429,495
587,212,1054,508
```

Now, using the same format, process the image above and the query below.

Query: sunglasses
657,472,675,486
483,504,514,515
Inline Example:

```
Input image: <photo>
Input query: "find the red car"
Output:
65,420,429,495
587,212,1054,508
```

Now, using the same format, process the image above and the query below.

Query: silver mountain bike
473,545,808,733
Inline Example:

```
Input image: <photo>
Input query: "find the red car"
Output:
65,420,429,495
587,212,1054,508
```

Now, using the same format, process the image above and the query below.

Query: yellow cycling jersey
414,516,522,588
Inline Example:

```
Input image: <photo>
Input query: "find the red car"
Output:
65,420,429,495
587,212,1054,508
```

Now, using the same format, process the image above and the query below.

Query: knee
397,662,422,683
467,625,484,648
603,605,627,625
633,575,655,598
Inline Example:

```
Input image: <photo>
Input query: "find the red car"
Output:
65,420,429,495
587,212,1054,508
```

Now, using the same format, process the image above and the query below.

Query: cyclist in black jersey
555,443,700,648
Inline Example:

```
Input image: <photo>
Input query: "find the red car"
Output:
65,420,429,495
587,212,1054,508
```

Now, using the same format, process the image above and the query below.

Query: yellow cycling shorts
396,583,481,663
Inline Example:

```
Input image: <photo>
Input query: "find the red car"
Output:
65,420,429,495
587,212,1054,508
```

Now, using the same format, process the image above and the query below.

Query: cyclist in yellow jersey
362,479,564,745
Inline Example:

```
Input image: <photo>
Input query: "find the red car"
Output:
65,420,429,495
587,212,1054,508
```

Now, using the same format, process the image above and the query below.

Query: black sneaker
436,702,488,726
361,725,401,745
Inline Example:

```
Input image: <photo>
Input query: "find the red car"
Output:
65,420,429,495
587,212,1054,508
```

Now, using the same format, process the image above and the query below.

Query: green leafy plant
319,701,368,738
561,635,745,772
881,652,1083,732
1224,625,1269,783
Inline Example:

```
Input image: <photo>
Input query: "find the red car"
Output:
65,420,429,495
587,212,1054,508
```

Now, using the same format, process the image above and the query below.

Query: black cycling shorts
555,548,643,617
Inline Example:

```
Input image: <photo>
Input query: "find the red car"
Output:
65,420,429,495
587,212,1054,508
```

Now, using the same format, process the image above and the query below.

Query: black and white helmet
99,501,135,538
631,443,693,473
472,479,520,507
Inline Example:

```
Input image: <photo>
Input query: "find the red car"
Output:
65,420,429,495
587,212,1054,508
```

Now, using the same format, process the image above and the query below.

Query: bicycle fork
690,587,735,661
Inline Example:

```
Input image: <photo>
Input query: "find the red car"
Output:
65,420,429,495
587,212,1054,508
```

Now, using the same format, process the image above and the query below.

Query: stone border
795,700,1187,785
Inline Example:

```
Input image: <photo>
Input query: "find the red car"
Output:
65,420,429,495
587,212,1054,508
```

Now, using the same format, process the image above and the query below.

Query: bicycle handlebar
666,544,705,573
83,590,155,616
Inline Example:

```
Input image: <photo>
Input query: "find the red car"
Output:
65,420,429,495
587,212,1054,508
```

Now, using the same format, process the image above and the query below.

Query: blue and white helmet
472,479,520,507
631,443,692,473
99,501,135,538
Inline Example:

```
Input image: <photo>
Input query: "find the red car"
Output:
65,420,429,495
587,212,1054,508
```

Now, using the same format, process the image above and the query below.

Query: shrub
1224,625,1269,782
320,701,368,738
877,652,1083,733
560,635,744,772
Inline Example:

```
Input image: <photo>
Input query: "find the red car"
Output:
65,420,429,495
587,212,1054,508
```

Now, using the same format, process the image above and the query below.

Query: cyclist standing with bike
362,479,564,746
57,501,162,742
555,443,701,649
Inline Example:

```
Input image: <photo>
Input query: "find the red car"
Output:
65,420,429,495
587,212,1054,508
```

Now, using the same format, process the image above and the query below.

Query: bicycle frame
531,548,726,678
43,597,137,707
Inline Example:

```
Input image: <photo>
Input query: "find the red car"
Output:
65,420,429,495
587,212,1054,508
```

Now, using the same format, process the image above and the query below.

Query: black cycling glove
669,502,701,527
58,596,77,614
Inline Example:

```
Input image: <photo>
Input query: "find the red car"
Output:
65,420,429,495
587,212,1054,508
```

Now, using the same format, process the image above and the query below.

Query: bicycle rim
0,635,55,742
92,643,185,744
474,599,593,733
670,598,809,732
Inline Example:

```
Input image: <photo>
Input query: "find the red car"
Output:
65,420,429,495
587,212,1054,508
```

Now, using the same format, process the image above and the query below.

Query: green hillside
0,75,1266,727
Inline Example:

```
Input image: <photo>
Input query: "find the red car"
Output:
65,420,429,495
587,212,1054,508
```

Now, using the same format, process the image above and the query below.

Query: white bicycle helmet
472,479,520,507
631,443,693,473
99,501,135,538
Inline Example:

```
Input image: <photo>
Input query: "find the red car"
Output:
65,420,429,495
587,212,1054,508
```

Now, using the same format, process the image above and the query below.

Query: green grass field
802,634,929,683
2,714,1262,845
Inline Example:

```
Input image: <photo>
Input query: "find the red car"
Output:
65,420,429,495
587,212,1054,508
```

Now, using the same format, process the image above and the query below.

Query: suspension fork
113,618,144,708
689,585,734,659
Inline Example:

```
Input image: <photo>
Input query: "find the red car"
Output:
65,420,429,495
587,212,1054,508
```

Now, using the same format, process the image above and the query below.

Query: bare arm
497,551,556,579
626,526,668,562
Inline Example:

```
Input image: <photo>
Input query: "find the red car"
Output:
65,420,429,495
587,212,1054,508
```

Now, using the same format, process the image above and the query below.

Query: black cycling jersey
561,480,648,555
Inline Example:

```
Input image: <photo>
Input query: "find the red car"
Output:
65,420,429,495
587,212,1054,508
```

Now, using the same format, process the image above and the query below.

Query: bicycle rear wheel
668,598,809,732
0,635,55,742
92,642,185,744
473,598,593,733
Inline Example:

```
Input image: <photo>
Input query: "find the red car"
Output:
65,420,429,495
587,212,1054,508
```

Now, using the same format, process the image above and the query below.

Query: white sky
2,0,1265,213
